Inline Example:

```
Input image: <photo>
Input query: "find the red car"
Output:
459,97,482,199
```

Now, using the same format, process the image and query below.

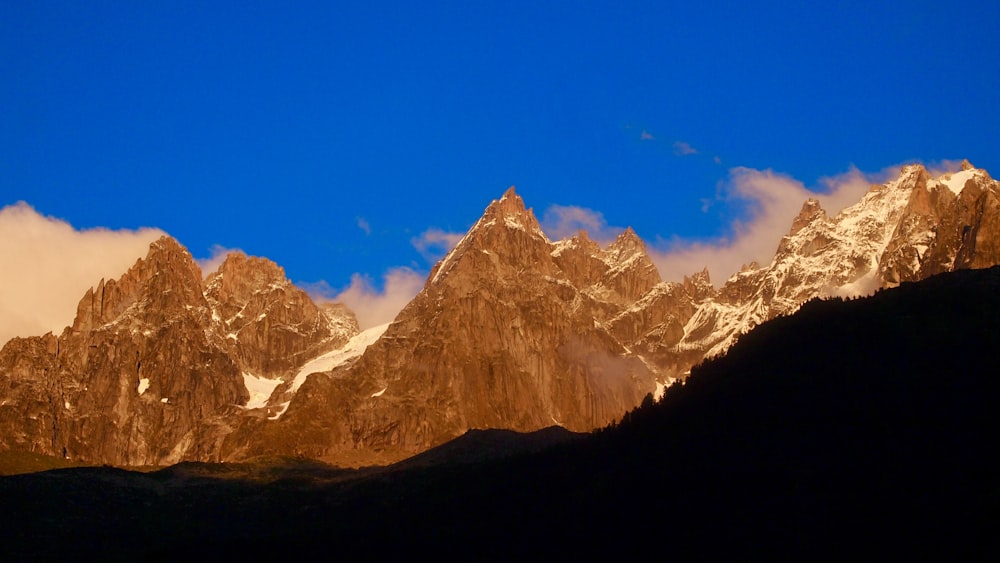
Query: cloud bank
0,202,166,346
650,166,898,283
307,267,425,330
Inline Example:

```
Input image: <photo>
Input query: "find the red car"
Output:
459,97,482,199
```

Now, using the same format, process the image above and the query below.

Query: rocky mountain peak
428,187,554,286
605,227,645,260
572,229,601,252
961,159,975,171
202,251,356,380
70,235,206,334
204,252,288,304
682,267,714,301
788,199,826,236
892,163,932,191
597,227,662,305
478,186,547,240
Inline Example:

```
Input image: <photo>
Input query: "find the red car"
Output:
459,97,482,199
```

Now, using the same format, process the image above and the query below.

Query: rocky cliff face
204,253,357,379
231,188,666,464
0,238,356,465
3,162,999,468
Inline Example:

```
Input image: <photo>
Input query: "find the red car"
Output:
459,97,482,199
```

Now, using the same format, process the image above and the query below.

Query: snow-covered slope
289,323,390,394
674,161,1000,358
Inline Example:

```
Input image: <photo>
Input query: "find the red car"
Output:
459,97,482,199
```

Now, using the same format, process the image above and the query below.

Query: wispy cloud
673,141,698,156
540,205,624,245
305,267,425,330
0,202,165,345
195,244,243,277
411,228,464,262
640,129,655,141
649,166,896,283
356,217,371,236
926,159,967,178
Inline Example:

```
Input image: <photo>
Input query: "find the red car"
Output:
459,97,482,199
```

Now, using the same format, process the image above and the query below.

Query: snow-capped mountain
1,161,998,467
673,160,1000,360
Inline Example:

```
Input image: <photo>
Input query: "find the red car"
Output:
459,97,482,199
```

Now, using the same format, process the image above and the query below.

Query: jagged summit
203,250,357,380
676,161,1000,358
605,227,645,259
791,198,825,229
498,184,521,204
0,236,357,465
70,235,206,334
428,186,551,285
210,251,287,284
480,185,548,239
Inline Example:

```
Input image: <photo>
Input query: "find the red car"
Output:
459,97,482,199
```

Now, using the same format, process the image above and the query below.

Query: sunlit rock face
203,252,357,379
232,187,665,465
0,237,357,466
3,162,1000,468
0,238,245,465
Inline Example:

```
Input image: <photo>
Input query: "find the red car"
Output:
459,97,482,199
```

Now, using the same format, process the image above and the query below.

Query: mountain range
1,160,999,466
2,263,995,560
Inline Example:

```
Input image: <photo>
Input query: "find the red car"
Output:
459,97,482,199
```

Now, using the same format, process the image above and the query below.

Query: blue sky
2,1,999,335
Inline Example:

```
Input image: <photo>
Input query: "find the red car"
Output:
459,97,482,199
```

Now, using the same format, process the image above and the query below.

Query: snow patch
370,387,387,398
161,397,169,404
242,372,283,409
289,323,391,394
833,266,880,298
939,168,978,195
137,378,151,395
268,401,290,420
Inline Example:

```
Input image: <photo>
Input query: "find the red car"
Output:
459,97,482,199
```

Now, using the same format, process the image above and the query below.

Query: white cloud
540,205,624,245
0,202,165,346
195,244,243,277
640,129,655,141
926,159,966,178
649,166,893,283
673,141,698,156
356,217,371,236
307,267,425,330
411,228,464,262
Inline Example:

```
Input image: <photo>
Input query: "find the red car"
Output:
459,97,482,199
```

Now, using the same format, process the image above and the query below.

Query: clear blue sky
3,1,999,292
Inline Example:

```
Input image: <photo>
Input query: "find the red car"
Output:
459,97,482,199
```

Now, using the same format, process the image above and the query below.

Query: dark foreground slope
1,267,997,560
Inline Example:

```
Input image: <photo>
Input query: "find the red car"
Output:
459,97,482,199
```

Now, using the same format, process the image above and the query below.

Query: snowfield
242,372,283,409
